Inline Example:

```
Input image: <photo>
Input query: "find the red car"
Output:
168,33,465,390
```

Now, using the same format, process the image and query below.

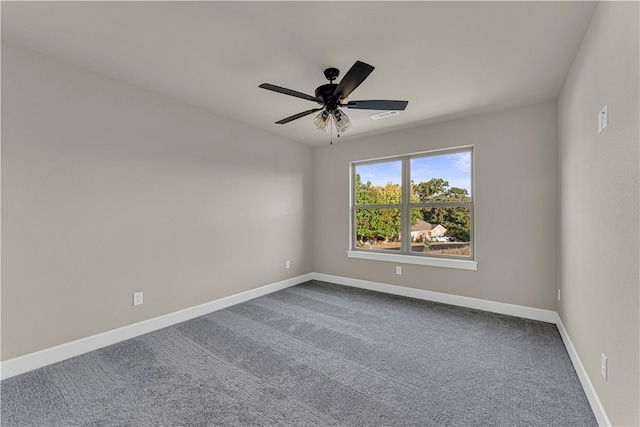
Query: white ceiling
1,1,596,146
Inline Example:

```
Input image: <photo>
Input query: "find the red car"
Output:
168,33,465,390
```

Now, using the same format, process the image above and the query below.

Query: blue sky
355,151,471,193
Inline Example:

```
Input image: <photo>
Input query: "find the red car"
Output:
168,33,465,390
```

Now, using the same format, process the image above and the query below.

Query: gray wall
558,2,639,425
313,101,558,310
1,43,313,361
3,5,639,423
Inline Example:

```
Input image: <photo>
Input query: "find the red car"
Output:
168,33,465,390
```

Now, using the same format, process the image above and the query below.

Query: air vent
370,110,401,120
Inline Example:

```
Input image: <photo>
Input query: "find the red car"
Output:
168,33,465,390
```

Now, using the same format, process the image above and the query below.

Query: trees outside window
352,148,473,259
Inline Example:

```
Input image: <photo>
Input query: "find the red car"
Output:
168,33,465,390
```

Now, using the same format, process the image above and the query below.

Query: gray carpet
1,280,596,426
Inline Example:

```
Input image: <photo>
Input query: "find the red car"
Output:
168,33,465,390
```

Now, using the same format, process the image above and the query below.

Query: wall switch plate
557,288,561,301
285,260,290,269
598,104,608,133
133,292,143,306
600,353,607,380
396,266,402,275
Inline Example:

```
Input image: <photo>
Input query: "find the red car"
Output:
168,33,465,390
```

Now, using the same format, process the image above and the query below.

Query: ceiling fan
259,60,408,134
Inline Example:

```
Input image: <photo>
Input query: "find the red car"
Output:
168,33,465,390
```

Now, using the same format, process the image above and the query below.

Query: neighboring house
411,220,447,241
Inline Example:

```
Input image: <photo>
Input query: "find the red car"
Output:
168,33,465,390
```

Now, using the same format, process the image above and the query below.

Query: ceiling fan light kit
313,110,331,133
259,60,408,141
332,108,351,132
313,108,351,134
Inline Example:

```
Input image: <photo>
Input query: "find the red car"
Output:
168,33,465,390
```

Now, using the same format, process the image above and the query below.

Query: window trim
349,146,476,270
346,249,478,270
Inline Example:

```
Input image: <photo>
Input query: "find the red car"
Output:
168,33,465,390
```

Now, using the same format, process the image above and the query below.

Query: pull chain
330,115,341,145
330,115,333,145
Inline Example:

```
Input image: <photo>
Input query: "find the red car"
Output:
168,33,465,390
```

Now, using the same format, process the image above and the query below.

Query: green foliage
355,175,402,241
441,207,471,241
355,175,471,243
412,178,471,241
412,178,471,203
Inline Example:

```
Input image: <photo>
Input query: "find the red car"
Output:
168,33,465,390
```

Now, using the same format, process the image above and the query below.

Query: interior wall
1,43,313,361
312,101,558,311
557,2,640,426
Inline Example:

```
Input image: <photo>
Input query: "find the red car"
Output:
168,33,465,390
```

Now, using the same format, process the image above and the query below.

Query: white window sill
347,250,478,271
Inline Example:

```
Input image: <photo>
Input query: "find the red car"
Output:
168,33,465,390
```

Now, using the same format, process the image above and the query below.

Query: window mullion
401,156,410,254
410,202,473,209
354,203,403,209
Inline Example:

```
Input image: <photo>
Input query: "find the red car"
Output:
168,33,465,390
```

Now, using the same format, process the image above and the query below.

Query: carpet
1,280,597,426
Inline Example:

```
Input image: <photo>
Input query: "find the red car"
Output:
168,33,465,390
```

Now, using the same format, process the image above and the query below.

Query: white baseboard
556,315,611,427
312,273,557,323
0,273,312,380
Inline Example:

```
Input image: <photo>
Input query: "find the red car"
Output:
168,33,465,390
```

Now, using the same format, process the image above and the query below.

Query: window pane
355,160,402,205
410,207,471,257
355,208,401,251
351,149,474,261
410,152,471,202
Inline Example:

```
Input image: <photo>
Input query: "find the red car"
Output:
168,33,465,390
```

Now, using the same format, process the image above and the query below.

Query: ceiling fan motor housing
315,83,339,109
315,67,342,109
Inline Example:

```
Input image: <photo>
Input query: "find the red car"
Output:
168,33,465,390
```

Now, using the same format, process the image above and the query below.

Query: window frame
348,146,477,271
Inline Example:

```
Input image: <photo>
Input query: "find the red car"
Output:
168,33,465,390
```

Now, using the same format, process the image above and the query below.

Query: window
349,147,476,270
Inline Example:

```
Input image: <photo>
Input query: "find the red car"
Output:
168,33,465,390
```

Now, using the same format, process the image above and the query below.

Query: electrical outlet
133,292,143,306
396,266,402,275
285,260,290,269
600,353,607,380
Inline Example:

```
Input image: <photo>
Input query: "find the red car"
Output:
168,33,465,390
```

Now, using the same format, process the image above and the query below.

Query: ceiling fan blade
343,100,409,111
332,60,375,101
259,83,322,103
275,108,323,124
